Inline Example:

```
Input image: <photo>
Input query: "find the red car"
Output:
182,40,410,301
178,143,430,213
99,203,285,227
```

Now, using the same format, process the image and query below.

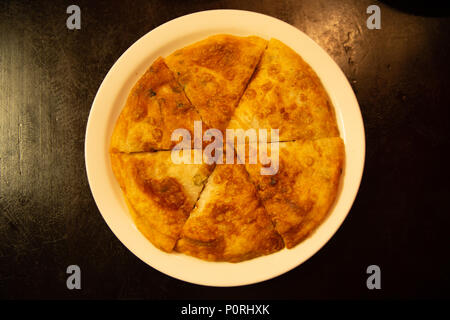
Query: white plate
85,9,365,287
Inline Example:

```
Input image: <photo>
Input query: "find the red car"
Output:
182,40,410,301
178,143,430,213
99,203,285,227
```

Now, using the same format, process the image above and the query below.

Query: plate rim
85,9,365,287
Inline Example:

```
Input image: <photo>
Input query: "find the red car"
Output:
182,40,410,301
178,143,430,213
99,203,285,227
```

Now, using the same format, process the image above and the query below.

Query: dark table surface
1,0,449,300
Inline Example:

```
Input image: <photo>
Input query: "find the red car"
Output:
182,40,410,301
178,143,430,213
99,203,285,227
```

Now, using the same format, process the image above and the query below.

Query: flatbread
176,163,284,262
228,38,340,142
165,34,267,133
108,35,346,261
110,57,205,153
110,150,213,252
245,138,344,248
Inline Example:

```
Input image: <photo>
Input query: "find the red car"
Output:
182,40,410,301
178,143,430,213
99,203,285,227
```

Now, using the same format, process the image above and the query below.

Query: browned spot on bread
134,163,186,211
268,64,280,76
245,88,256,99
261,81,273,92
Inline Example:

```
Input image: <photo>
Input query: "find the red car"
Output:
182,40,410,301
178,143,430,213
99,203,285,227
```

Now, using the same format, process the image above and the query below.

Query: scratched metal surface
0,0,449,299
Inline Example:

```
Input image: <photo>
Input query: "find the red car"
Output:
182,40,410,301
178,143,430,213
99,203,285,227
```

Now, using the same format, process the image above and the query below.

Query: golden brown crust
228,38,340,142
110,57,204,153
245,138,345,248
110,151,213,252
109,35,346,260
165,35,267,133
176,164,284,262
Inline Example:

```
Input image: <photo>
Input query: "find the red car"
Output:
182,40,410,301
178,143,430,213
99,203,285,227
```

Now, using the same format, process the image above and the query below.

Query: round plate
85,9,365,287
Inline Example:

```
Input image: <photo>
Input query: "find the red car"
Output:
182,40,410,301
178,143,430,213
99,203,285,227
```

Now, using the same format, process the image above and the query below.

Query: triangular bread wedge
228,38,340,142
110,57,205,152
110,150,213,252
245,138,344,248
165,34,267,133
176,164,284,262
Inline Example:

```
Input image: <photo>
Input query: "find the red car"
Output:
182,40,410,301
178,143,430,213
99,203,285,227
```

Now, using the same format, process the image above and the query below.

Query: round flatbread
109,35,345,262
